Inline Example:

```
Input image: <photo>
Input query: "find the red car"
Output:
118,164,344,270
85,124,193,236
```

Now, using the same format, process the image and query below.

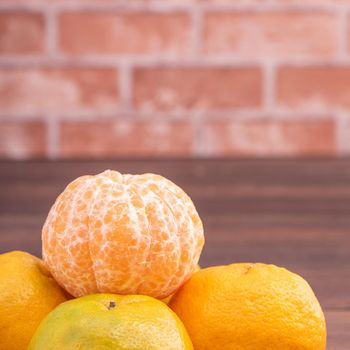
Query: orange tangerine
42,170,204,299
0,251,67,350
29,294,193,350
170,263,326,350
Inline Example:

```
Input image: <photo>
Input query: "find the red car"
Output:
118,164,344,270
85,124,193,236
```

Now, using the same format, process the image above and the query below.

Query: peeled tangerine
42,170,204,299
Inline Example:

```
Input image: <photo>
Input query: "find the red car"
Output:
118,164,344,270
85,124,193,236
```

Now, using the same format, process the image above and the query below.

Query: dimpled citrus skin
42,170,204,299
29,293,193,350
170,263,326,350
0,251,67,350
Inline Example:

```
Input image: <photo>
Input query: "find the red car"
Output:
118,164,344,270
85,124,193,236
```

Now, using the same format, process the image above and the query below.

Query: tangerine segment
42,170,204,298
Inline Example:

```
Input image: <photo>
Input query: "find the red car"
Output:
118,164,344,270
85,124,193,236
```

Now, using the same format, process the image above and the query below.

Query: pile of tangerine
1,169,326,350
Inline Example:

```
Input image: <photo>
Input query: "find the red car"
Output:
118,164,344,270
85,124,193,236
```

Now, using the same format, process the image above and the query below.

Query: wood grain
0,159,349,348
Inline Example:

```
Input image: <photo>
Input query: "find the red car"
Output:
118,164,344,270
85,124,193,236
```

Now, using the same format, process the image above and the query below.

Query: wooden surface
0,159,349,348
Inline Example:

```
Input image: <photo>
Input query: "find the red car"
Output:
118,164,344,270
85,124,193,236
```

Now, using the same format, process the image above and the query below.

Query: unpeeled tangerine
42,170,204,299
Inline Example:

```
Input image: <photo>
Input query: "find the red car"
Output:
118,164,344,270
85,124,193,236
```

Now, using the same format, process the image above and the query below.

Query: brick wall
0,0,349,159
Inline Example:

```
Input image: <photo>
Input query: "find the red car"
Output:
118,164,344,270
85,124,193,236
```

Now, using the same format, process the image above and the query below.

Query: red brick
0,13,45,54
201,119,336,156
0,121,46,159
341,119,350,154
0,0,123,2
0,0,120,2
277,67,350,110
205,0,345,2
0,68,119,114
60,121,193,157
204,12,337,58
133,67,262,111
346,17,350,54
0,0,345,3
59,12,191,55
276,0,347,3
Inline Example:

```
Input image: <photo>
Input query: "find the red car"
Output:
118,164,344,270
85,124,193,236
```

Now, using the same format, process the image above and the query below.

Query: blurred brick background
0,0,350,159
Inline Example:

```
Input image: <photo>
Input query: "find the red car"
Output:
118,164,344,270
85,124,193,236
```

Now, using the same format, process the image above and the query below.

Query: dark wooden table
0,159,349,349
